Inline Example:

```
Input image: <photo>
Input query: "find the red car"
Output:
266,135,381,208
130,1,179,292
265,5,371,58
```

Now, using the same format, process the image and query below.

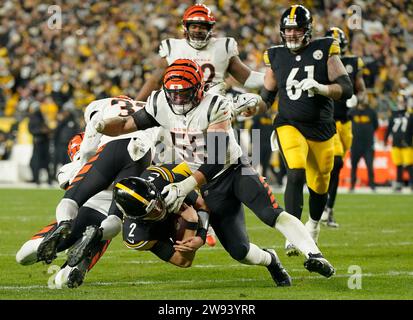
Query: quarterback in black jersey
321,27,367,228
252,5,353,255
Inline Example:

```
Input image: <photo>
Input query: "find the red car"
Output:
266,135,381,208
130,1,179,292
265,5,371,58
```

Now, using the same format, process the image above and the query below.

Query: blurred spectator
0,129,13,159
52,101,80,178
28,103,52,185
348,103,379,191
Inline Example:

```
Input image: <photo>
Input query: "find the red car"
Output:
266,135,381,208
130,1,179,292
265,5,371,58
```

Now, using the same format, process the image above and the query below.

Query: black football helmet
280,5,312,52
325,27,348,54
113,177,167,222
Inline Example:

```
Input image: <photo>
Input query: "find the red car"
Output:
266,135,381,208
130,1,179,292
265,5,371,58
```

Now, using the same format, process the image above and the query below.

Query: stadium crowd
0,0,412,186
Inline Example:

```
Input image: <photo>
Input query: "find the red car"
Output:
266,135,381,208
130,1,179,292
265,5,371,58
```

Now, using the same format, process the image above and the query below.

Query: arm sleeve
131,108,160,130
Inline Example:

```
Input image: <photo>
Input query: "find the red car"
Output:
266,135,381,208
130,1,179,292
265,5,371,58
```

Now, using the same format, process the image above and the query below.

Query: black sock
284,168,305,220
309,188,328,221
327,156,343,208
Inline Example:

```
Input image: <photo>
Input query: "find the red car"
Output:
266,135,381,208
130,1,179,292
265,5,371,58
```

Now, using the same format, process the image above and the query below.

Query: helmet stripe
333,28,339,39
289,5,298,19
115,183,149,205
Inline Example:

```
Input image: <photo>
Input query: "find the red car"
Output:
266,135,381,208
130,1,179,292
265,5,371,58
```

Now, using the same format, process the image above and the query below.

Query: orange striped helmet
163,59,204,115
182,4,215,49
67,132,84,161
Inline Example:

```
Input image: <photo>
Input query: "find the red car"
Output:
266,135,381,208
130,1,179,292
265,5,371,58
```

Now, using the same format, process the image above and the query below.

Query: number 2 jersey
159,37,239,95
264,37,340,141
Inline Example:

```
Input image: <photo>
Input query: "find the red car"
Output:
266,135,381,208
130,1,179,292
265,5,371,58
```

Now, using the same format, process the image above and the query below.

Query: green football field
0,188,412,300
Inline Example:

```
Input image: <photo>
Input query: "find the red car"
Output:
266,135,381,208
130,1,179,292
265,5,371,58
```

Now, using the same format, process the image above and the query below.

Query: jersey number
128,223,137,238
111,98,136,117
392,117,408,133
286,65,315,100
201,63,215,84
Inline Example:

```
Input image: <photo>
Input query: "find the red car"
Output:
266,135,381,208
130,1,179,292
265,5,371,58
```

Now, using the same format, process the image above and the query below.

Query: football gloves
346,94,358,108
232,93,262,117
161,176,198,213
299,78,329,96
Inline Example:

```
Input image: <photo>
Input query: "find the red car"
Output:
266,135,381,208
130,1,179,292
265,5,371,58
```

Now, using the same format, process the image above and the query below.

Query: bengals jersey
264,37,340,141
159,37,239,94
334,56,364,122
142,90,242,175
122,162,197,250
81,97,154,163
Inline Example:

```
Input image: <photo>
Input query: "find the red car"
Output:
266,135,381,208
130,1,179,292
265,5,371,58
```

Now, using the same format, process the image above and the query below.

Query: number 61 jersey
264,37,340,141
145,90,242,175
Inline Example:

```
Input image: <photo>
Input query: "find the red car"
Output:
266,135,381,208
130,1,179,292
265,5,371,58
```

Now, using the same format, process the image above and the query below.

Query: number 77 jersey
264,37,340,141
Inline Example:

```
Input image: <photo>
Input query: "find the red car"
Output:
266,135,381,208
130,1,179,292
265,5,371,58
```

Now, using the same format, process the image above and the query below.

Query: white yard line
1,270,413,291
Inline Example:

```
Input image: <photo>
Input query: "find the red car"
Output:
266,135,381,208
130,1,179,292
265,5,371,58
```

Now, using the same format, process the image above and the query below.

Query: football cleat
67,225,102,267
285,240,301,257
264,249,292,287
206,226,217,247
67,255,91,289
304,253,335,278
37,220,72,264
320,207,330,224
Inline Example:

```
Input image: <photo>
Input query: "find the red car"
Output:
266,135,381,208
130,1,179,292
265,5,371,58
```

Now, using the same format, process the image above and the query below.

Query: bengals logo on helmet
182,4,215,49
163,59,204,115
67,132,84,161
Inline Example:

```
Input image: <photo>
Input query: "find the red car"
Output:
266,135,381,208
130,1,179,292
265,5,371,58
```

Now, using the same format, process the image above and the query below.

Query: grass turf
0,188,412,300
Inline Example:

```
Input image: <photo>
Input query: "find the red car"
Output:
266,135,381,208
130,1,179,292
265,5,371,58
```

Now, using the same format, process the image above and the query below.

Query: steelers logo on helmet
182,4,215,49
163,59,204,115
280,5,313,52
67,132,84,161
325,27,348,54
113,177,167,222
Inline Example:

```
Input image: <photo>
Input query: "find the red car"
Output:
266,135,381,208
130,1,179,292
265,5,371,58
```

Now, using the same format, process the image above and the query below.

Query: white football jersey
82,98,154,163
159,37,239,95
146,90,242,176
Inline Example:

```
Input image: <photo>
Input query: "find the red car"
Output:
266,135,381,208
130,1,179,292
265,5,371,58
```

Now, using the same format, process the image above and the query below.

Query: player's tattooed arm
258,67,278,113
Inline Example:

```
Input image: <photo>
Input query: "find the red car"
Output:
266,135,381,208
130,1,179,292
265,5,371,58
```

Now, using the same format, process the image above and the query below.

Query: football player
35,97,154,267
16,133,112,288
250,5,353,255
93,58,335,279
384,93,413,191
135,3,264,101
320,27,367,228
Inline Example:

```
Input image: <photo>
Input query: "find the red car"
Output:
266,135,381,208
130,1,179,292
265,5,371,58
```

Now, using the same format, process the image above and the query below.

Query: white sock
100,215,122,240
305,217,321,243
16,238,43,265
275,211,321,258
239,243,272,266
56,198,79,223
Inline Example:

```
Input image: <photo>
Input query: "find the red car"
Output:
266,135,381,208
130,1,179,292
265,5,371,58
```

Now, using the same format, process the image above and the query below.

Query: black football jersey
334,56,363,122
122,162,198,248
265,37,339,141
385,110,411,147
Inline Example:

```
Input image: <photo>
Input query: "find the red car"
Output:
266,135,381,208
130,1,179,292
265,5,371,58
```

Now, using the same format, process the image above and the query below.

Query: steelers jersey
264,37,339,141
386,110,411,147
158,37,239,95
122,163,197,249
334,56,364,122
144,90,242,175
